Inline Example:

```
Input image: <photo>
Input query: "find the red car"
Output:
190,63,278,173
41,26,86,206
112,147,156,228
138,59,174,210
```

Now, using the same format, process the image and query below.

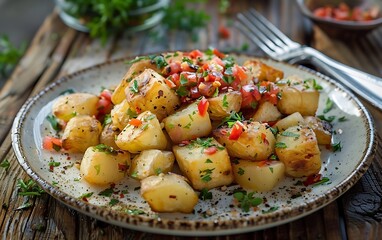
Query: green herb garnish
199,188,213,200
46,115,61,132
0,35,25,77
130,80,139,94
233,190,262,212
323,98,334,113
275,142,287,148
332,142,342,152
0,159,10,170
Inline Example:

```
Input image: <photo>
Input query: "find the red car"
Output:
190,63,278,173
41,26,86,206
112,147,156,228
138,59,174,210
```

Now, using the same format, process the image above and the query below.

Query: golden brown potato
273,112,305,131
80,145,131,185
243,59,284,82
276,77,320,116
252,101,282,123
213,121,276,161
172,138,233,190
115,111,168,153
110,99,134,131
304,116,333,145
52,93,99,122
207,91,242,120
275,125,321,177
125,69,180,121
140,173,198,213
99,124,120,150
163,101,212,144
61,115,102,153
111,59,158,105
130,149,175,180
232,160,285,191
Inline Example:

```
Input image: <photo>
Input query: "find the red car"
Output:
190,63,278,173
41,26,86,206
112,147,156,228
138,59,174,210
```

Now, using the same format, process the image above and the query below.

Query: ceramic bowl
296,0,382,38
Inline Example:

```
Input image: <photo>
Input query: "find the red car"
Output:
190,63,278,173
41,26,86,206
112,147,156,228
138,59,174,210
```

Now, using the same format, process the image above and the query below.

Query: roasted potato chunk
273,112,305,131
275,125,321,177
111,59,158,105
61,115,102,153
213,121,276,161
99,124,120,150
244,59,284,82
52,93,99,122
163,101,212,144
140,173,198,213
115,111,168,153
232,160,285,191
80,145,130,185
252,101,282,123
173,138,233,190
277,77,319,116
130,149,175,180
207,91,242,120
304,116,333,145
110,99,136,131
125,69,180,121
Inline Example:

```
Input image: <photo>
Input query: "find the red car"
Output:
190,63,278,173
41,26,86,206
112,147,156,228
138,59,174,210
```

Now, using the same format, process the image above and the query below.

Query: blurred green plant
63,0,210,43
0,35,25,78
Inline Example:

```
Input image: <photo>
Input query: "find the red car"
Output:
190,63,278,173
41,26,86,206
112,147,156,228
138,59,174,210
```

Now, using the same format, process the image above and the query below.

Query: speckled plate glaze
11,54,377,236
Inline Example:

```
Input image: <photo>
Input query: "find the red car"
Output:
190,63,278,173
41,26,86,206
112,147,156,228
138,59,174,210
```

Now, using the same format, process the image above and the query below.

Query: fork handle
304,47,382,111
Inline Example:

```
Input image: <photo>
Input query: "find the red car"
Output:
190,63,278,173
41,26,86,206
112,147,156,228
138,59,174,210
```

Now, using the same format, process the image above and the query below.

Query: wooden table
1,1,382,239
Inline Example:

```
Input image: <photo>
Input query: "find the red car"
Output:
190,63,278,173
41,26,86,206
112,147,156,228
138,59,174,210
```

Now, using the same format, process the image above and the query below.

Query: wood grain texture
0,0,381,239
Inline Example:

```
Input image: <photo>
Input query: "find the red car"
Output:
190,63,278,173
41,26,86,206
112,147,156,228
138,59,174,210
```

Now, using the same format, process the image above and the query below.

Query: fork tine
247,9,299,49
236,13,284,58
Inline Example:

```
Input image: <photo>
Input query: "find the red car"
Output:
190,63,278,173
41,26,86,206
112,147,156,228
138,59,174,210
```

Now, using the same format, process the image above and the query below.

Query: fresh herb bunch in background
63,0,210,43
65,0,159,43
0,35,25,78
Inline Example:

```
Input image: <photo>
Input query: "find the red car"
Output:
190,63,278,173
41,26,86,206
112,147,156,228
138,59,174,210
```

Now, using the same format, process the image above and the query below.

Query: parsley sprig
233,190,262,212
0,35,25,77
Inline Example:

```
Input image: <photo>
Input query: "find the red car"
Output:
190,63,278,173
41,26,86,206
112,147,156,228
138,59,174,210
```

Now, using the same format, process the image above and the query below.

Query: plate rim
11,54,377,236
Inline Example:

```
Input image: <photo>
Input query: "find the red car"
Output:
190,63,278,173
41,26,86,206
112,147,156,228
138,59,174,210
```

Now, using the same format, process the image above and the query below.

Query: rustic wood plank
322,202,343,240
0,12,67,142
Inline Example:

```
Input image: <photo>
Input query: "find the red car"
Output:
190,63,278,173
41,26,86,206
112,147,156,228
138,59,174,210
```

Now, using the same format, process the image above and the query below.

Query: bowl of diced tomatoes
296,0,382,38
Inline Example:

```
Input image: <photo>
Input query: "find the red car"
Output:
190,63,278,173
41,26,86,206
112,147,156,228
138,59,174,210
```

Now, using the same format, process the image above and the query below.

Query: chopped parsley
94,164,101,175
78,192,94,200
94,144,118,155
129,80,139,94
103,114,112,127
176,86,189,97
180,74,188,85
317,115,335,123
109,199,119,206
46,115,61,132
275,142,287,148
233,190,262,212
125,209,145,215
219,112,244,128
149,54,168,69
222,95,229,108
127,108,138,118
98,187,114,197
323,98,334,113
332,142,342,152
262,206,279,214
205,159,213,163
126,56,150,64
280,131,300,138
338,116,347,122
312,177,331,187
188,138,224,151
0,159,10,170
155,168,162,175
238,167,245,175
199,188,213,200
17,179,44,197
200,168,214,182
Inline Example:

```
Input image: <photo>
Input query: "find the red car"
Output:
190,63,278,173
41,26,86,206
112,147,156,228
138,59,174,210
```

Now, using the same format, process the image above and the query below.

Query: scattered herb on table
17,179,44,196
0,159,10,171
199,188,213,200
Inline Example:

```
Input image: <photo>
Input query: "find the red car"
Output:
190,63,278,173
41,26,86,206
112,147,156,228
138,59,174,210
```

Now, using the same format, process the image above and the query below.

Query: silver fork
236,8,382,112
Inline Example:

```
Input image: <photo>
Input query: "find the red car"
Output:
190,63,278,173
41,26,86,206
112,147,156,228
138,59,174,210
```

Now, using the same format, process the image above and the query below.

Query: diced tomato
257,160,269,167
333,8,350,20
213,48,225,59
229,121,244,140
97,97,113,115
181,72,198,86
164,62,182,75
198,81,216,97
165,79,176,88
118,163,128,172
129,118,142,127
189,49,204,59
261,133,269,145
313,6,332,18
303,173,322,186
240,84,261,109
190,86,201,99
218,25,231,39
198,97,209,117
204,146,217,155
169,73,180,87
100,89,112,102
43,136,62,151
212,57,225,68
233,65,247,82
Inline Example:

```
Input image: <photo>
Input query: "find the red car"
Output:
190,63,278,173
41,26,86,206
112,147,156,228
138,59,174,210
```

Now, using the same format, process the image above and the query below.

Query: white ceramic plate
11,54,376,236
